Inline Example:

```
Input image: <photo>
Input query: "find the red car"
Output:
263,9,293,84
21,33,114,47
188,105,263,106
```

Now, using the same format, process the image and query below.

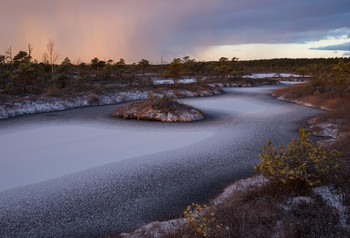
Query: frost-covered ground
0,84,324,237
243,73,310,79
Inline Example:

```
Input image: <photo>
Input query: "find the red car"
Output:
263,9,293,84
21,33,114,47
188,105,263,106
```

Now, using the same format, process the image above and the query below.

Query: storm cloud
310,42,350,51
1,0,349,62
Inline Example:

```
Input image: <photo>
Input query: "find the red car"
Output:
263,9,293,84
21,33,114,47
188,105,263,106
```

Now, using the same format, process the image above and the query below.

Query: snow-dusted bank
0,91,147,120
0,87,222,120
121,175,269,238
243,73,311,79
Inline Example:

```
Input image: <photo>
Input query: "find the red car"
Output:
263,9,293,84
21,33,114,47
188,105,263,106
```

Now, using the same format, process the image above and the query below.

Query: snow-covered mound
112,98,204,122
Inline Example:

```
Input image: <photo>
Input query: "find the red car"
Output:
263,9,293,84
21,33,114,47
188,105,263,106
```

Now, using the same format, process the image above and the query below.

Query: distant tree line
0,40,349,97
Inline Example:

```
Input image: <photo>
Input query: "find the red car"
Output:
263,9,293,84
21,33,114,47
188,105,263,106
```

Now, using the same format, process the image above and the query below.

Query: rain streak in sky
1,0,350,63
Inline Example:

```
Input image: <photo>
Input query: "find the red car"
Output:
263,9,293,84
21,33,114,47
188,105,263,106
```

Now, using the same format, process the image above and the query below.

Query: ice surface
152,78,196,85
243,73,309,79
279,81,308,85
182,87,272,114
0,124,213,191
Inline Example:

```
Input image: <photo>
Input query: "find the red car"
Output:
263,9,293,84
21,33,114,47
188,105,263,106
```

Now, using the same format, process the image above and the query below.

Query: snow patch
243,73,309,79
309,121,339,139
313,186,349,231
120,218,187,238
213,175,268,206
280,196,313,212
152,78,196,85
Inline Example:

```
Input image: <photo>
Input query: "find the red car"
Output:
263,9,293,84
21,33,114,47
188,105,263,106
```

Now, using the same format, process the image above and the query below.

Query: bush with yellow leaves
184,203,221,237
255,128,341,186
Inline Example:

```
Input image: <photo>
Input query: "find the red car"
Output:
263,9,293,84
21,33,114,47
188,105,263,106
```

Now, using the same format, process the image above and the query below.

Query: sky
1,0,350,64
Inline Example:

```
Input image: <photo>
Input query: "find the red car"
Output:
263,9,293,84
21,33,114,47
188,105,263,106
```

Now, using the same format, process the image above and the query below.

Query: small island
112,97,204,122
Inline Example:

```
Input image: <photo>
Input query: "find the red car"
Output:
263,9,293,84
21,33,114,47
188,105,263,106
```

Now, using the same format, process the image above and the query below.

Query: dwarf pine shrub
184,203,221,237
255,128,341,186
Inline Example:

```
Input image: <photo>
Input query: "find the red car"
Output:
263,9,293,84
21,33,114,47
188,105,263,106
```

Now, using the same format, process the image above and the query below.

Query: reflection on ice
183,96,265,114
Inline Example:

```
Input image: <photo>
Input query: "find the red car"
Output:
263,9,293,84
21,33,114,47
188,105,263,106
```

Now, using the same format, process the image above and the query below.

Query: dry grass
273,82,350,154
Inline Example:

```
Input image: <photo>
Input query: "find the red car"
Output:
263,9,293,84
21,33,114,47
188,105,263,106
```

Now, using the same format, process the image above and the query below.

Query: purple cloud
310,42,350,51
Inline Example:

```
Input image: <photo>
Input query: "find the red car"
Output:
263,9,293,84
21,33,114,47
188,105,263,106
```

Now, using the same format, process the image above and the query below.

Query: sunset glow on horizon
1,0,350,64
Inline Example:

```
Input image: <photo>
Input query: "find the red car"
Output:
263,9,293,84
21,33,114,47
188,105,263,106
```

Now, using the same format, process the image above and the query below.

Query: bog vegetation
255,128,341,186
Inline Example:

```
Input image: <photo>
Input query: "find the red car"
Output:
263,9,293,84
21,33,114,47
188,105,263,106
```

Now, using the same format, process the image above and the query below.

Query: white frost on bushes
313,186,349,231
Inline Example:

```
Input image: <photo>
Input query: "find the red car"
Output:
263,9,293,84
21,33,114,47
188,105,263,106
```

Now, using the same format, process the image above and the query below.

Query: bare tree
28,43,33,62
5,46,13,70
43,39,59,77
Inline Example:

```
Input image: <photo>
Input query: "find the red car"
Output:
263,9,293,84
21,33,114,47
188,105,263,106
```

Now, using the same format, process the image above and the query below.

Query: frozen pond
0,85,323,237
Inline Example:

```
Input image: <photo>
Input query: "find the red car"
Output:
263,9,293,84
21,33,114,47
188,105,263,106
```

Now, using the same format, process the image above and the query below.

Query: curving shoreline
0,86,223,120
